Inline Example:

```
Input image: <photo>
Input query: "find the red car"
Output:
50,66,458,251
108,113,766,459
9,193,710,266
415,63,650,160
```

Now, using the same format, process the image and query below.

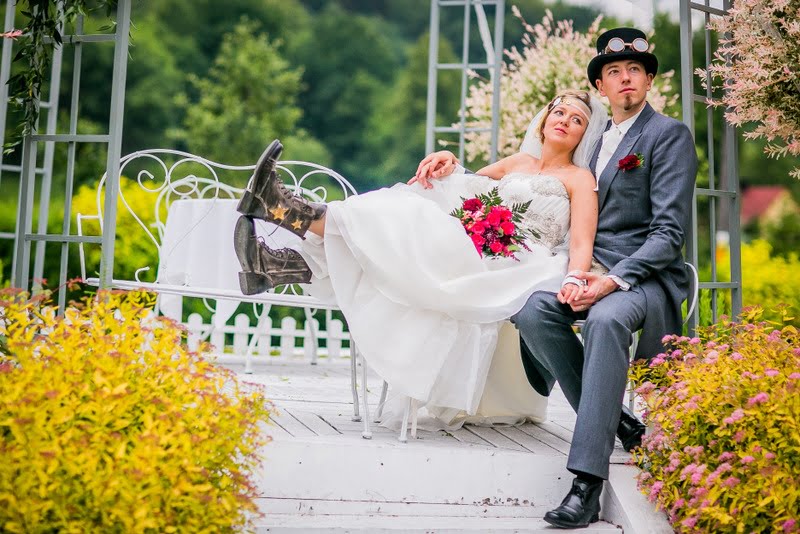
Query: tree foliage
168,19,329,169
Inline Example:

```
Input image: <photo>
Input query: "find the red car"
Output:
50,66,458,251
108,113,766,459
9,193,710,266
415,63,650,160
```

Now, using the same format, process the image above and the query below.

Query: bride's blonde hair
534,90,593,143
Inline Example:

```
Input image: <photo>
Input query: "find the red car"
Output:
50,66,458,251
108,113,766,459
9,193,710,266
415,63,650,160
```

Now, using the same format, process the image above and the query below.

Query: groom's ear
594,78,607,97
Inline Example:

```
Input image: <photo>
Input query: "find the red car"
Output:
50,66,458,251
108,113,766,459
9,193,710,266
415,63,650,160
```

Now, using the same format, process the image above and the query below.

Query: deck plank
463,426,528,452
493,426,563,455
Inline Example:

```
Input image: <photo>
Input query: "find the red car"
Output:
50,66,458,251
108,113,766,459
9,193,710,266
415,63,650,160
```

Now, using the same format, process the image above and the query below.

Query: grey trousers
512,288,647,479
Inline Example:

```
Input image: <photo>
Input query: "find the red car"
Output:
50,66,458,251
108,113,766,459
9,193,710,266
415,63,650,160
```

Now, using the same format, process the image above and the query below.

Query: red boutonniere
618,153,645,171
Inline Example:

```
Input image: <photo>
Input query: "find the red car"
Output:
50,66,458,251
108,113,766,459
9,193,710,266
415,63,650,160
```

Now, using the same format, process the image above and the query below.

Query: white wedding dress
300,171,572,429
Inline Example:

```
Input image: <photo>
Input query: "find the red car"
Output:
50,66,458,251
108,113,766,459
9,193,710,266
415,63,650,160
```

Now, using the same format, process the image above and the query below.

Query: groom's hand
408,150,458,189
568,272,619,310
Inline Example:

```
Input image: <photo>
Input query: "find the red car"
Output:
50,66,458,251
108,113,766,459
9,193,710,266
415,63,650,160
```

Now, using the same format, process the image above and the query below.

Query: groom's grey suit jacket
522,102,698,395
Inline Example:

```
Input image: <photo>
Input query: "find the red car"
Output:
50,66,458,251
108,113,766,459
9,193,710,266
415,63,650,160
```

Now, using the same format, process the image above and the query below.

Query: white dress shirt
594,105,645,178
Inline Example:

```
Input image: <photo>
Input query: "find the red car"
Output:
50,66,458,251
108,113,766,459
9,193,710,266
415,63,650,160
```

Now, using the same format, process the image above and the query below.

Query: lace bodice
456,172,571,252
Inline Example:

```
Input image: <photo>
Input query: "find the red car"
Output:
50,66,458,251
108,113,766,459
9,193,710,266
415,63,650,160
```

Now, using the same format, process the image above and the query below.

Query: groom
511,28,698,528
413,27,697,529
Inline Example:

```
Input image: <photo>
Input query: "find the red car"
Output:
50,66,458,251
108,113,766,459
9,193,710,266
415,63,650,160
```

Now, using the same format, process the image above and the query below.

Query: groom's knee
511,290,559,330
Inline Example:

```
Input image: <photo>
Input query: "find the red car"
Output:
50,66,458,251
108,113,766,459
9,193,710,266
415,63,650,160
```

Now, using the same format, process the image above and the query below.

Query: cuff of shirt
607,274,631,291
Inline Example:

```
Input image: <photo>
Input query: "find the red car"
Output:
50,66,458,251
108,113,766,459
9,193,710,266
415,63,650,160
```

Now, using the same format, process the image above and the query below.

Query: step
256,512,621,532
257,436,575,507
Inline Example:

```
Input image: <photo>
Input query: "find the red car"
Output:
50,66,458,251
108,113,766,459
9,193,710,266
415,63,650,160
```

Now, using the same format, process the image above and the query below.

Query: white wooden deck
226,359,672,533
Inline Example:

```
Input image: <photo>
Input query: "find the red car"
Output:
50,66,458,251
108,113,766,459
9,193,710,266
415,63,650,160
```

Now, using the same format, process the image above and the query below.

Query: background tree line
0,0,797,289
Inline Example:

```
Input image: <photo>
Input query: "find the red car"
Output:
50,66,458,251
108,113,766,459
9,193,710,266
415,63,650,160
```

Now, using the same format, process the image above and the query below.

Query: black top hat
587,27,658,87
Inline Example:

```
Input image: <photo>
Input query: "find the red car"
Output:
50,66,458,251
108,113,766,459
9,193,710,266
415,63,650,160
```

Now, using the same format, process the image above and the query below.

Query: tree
292,3,403,169
169,20,329,171
354,33,460,188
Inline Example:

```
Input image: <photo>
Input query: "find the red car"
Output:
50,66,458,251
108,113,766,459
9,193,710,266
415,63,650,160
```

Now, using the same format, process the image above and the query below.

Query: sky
560,0,725,29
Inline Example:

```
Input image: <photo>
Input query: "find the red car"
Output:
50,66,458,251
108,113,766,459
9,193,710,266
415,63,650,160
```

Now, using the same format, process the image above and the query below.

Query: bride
233,90,607,429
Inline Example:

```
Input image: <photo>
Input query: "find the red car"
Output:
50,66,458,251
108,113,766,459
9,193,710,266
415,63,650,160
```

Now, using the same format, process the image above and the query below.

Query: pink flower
789,373,800,380
649,357,665,367
648,481,664,501
765,452,776,460
636,382,656,395
471,233,486,253
723,476,740,488
689,337,701,345
661,334,672,343
718,452,734,462
486,207,503,226
782,519,796,533
681,516,698,529
764,368,779,377
734,431,746,443
499,221,515,236
690,471,704,484
747,392,769,406
740,455,755,464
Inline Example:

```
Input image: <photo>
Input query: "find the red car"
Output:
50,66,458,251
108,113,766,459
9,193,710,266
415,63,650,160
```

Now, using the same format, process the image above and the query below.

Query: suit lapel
597,103,657,210
589,120,610,179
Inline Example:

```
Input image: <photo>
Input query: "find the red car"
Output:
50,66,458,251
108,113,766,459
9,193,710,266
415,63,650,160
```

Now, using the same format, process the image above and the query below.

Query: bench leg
304,307,319,366
374,380,388,423
360,352,372,440
350,339,361,422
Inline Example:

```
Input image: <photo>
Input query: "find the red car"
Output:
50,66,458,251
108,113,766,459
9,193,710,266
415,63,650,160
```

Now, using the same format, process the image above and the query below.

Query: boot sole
542,512,600,529
239,271,273,295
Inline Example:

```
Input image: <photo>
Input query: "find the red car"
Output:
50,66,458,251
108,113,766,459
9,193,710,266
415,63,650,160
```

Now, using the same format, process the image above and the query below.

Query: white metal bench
76,149,377,438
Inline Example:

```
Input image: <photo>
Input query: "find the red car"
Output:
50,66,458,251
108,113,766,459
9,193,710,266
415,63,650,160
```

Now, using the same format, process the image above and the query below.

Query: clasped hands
558,271,619,312
408,150,458,189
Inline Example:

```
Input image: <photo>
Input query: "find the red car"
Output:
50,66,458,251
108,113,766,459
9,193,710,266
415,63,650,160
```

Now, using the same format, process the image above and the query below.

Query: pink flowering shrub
461,9,677,163
629,308,800,533
698,0,800,179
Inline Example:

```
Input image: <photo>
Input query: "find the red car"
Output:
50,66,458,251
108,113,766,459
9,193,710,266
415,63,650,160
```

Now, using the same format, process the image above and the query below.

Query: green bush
630,308,800,533
0,288,272,532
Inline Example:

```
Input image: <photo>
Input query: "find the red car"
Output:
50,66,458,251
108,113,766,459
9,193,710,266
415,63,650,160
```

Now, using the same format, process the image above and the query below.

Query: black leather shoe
233,216,312,294
616,404,646,452
543,478,603,529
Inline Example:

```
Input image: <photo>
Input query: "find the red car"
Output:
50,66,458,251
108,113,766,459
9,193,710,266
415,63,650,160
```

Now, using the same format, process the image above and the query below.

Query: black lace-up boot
236,139,327,239
543,477,603,529
233,216,312,294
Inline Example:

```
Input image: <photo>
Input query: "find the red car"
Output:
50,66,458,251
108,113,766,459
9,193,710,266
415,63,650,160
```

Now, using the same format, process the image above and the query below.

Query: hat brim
587,51,658,87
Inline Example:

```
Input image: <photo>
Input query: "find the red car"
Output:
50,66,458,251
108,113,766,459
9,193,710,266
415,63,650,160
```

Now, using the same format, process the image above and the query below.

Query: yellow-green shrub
700,240,800,327
71,179,165,282
0,288,272,533
630,308,800,533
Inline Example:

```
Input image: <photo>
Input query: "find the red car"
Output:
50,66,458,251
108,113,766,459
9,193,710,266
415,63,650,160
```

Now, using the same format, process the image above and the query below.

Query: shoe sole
542,513,600,529
237,139,285,218
233,216,273,295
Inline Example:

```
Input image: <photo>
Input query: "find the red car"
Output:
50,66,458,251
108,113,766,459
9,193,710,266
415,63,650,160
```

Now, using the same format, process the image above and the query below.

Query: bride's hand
557,281,586,305
408,150,458,189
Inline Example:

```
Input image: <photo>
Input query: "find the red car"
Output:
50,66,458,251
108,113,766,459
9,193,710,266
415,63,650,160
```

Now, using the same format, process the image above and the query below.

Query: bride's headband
548,94,592,121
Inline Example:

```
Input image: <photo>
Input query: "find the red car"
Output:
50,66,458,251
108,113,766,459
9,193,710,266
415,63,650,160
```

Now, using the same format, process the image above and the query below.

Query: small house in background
740,185,800,227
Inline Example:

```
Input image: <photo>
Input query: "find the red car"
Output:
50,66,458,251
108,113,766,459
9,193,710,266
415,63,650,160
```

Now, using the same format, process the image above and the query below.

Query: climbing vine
4,0,118,151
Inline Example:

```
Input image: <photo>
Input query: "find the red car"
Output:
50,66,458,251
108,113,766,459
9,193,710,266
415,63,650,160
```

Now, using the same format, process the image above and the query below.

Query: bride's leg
237,139,327,239
307,213,326,237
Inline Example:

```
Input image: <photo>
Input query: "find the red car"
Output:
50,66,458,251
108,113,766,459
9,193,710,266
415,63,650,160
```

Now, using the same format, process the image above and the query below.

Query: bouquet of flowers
450,187,535,260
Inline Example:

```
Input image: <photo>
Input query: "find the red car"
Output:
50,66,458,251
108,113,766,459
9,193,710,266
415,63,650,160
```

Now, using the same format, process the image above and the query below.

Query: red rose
618,153,644,171
463,198,483,211
467,220,488,235
500,221,515,236
486,207,503,226
489,241,503,253
471,233,486,254
499,208,513,221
